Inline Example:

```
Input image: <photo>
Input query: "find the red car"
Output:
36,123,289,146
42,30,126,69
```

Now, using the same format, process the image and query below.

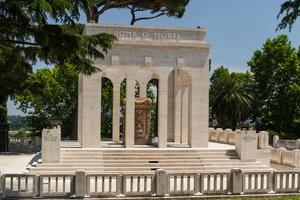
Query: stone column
158,75,168,148
181,86,189,144
173,82,181,143
189,68,209,148
125,76,135,148
78,73,101,148
112,81,120,143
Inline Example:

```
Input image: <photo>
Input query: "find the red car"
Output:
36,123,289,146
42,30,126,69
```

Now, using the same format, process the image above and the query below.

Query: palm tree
210,71,254,129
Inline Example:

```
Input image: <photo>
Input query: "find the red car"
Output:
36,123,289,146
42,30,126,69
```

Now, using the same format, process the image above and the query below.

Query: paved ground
0,142,293,174
207,142,235,149
0,153,34,174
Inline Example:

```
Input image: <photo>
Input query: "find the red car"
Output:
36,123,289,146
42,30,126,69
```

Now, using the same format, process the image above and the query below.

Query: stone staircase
28,148,270,174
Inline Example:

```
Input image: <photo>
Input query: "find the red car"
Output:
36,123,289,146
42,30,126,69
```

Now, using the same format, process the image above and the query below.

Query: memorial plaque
135,98,152,145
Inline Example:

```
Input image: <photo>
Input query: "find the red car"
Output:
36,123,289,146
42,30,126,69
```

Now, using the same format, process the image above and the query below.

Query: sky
8,0,300,115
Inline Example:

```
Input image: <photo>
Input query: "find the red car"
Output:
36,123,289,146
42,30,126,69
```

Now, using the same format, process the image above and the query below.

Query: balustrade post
268,171,275,193
273,135,279,148
156,169,167,196
293,149,300,168
296,139,300,149
0,171,2,196
194,173,202,195
75,171,86,198
34,175,39,197
116,174,124,197
230,168,242,195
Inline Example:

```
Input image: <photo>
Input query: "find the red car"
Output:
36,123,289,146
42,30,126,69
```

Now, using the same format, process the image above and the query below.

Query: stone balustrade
2,169,300,198
273,135,300,150
271,147,300,168
209,128,269,149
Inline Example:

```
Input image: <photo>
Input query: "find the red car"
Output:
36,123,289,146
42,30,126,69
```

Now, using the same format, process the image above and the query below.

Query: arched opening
101,77,113,140
147,79,159,139
135,81,140,97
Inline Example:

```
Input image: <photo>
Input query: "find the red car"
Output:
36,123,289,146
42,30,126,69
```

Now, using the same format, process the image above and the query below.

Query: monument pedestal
134,98,152,145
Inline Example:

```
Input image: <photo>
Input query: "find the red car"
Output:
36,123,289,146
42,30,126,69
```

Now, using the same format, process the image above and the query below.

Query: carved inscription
113,30,181,41
43,134,58,142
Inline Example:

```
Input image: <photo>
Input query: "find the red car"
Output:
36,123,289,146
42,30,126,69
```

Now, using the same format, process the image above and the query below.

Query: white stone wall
78,24,211,148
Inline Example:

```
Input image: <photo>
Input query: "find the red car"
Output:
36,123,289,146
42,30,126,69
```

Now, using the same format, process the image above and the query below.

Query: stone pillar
155,169,167,196
158,75,168,148
42,126,61,163
258,131,269,149
78,73,101,148
125,77,135,148
112,82,120,143
75,171,86,198
231,168,242,194
181,86,189,144
273,135,279,148
293,149,300,168
236,131,257,161
173,80,181,143
296,139,300,149
189,68,209,148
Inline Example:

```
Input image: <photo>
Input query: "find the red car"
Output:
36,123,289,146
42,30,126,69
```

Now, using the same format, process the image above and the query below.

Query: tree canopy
210,66,254,129
82,0,189,24
277,0,300,30
247,35,300,138
14,64,79,139
0,0,117,151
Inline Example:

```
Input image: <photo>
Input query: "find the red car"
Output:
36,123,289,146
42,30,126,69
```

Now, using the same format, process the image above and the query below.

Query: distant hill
8,115,28,131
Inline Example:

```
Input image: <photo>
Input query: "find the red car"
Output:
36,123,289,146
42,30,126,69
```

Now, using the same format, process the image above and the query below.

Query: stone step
29,165,269,173
38,161,265,168
100,156,239,160
60,149,236,154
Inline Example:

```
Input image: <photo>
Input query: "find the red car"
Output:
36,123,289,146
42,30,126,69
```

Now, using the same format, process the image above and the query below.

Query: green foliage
14,64,78,139
147,79,158,138
277,0,300,30
210,66,254,129
82,0,189,24
101,78,113,138
247,35,300,138
13,130,32,138
0,0,116,150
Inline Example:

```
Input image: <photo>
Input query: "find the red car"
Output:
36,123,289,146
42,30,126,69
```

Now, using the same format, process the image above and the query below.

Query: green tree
0,0,116,151
277,0,300,30
210,66,254,129
14,64,79,139
82,0,189,24
247,35,300,138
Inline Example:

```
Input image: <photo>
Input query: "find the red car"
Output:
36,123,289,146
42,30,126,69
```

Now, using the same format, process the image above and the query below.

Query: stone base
134,137,152,145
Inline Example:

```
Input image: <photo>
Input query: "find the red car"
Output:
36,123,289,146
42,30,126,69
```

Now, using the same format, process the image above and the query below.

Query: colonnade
78,63,208,148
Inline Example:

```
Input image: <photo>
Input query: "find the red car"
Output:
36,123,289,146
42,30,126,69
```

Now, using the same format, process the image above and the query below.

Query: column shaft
79,73,101,148
158,76,168,148
174,86,182,143
125,77,135,148
181,86,189,144
190,68,209,148
112,82,120,143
